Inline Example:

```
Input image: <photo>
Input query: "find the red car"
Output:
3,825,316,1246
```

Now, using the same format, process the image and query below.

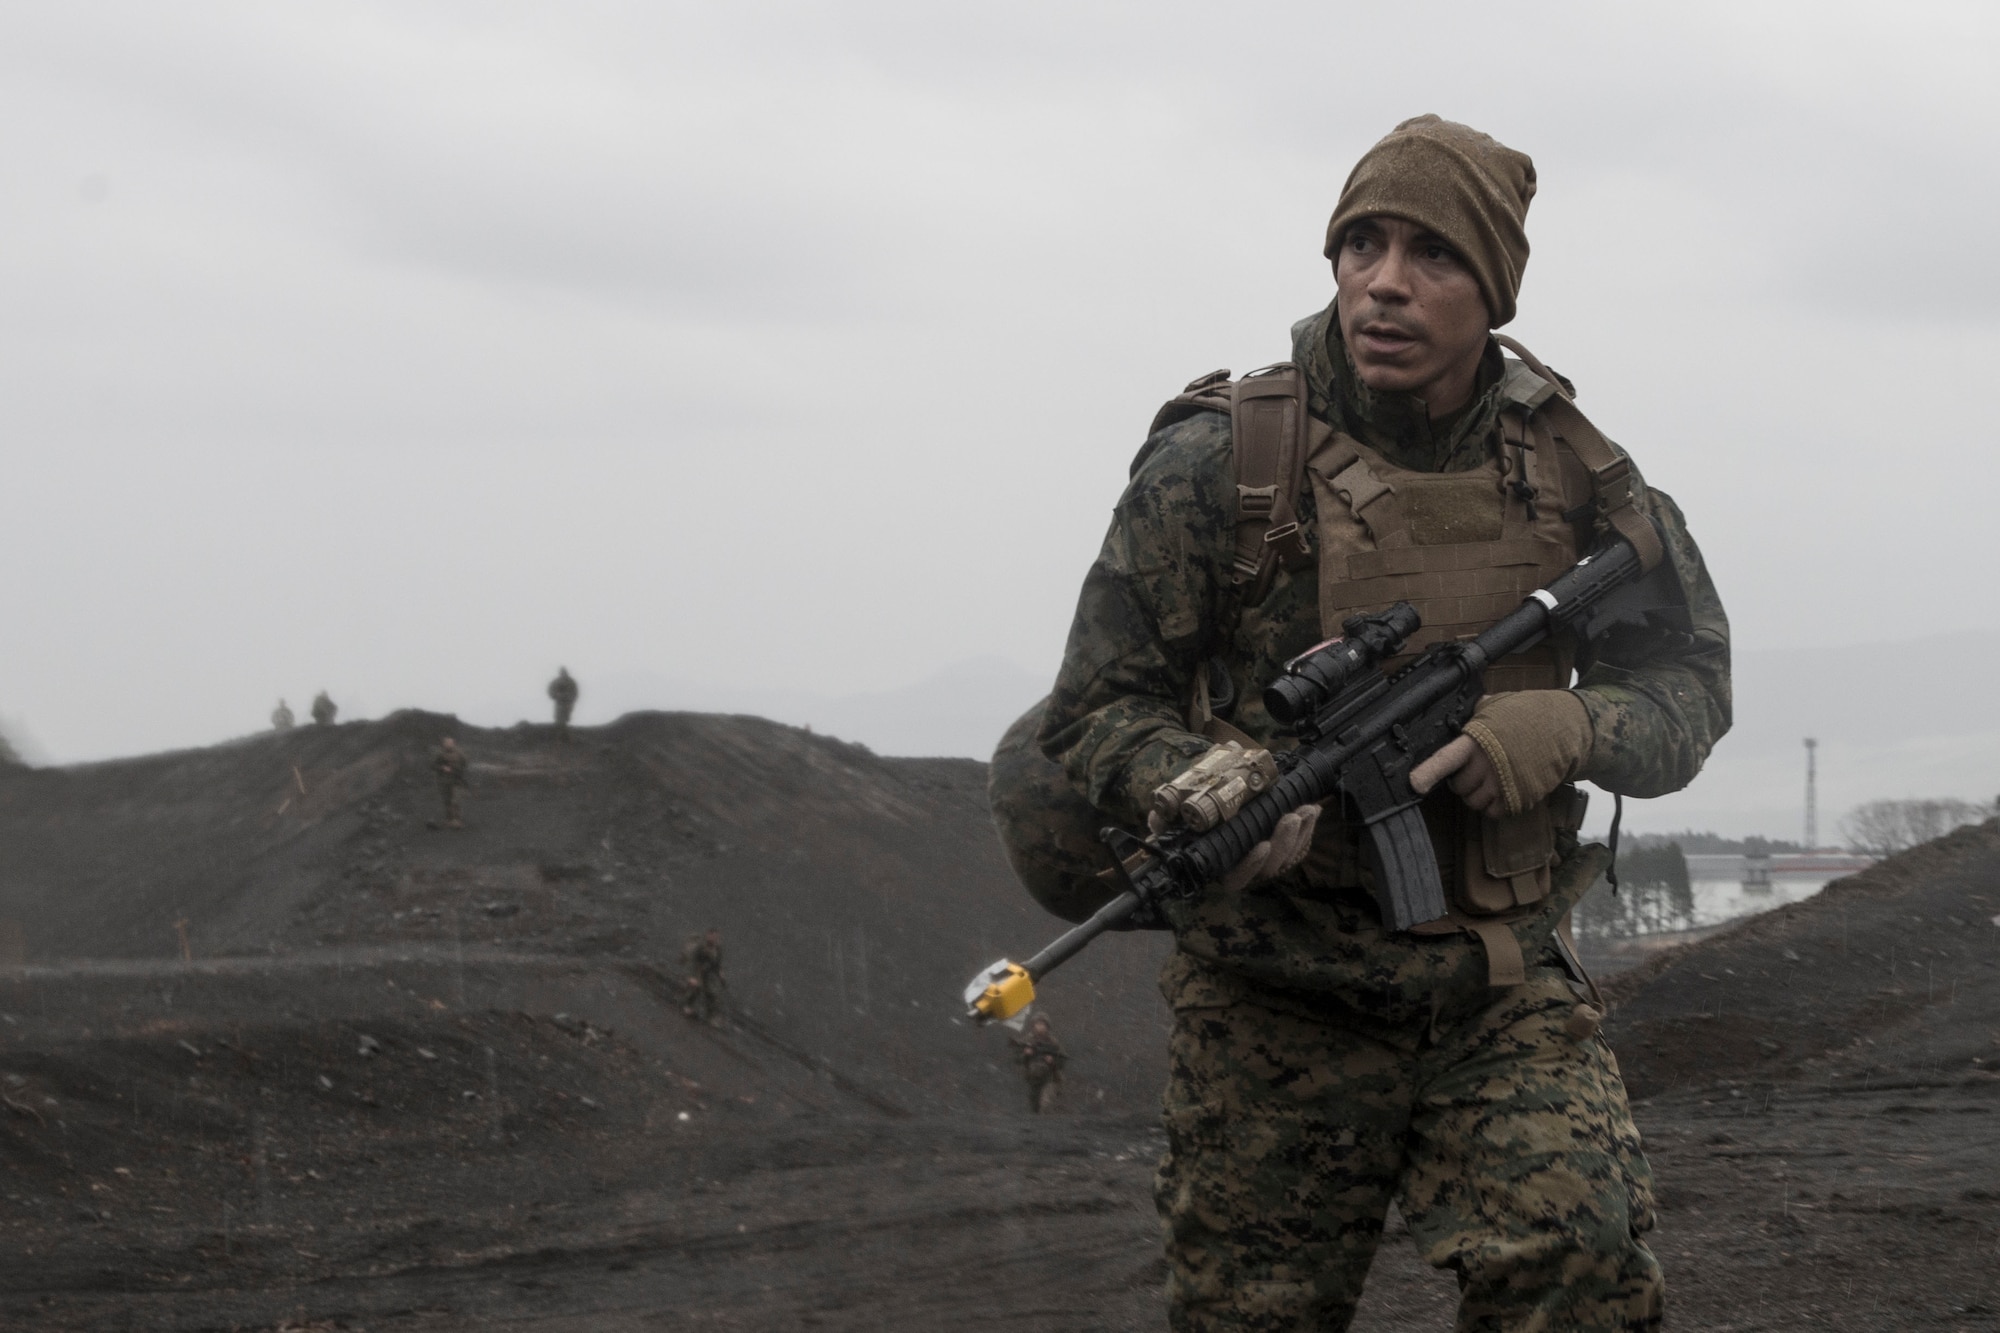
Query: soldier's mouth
1355,323,1420,355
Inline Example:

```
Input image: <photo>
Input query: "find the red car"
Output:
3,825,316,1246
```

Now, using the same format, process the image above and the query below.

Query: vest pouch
1453,803,1555,916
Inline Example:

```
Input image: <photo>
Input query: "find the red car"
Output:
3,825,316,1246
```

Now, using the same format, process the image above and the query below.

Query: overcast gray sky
5,2,1998,830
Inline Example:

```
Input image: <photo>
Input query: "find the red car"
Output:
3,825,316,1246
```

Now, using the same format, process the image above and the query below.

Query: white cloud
2,0,1997,787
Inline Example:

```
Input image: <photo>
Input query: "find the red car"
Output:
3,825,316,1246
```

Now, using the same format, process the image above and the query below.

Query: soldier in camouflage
1009,1013,1068,1115
680,928,725,1023
548,667,579,741
310,691,338,727
1028,116,1729,1330
432,736,469,830
270,699,295,731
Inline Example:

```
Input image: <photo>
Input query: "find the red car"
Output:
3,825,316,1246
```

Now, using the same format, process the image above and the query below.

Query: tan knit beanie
1323,115,1537,327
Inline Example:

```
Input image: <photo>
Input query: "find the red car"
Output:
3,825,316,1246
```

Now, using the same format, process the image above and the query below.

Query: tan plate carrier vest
1153,337,1658,984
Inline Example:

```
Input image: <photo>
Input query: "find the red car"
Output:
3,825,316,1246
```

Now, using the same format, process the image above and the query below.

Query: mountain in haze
1590,629,1999,842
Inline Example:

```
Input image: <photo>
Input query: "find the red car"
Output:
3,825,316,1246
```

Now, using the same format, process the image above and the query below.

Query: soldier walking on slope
431,736,469,830
310,691,338,727
270,700,295,731
547,667,579,741
1008,115,1730,1329
679,928,724,1023
1009,1014,1067,1114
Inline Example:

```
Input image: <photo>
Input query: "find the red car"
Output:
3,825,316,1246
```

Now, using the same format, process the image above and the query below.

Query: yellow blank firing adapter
963,960,1035,1024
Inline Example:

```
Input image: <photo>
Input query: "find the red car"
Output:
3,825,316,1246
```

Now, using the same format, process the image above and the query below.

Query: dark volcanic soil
0,711,1174,1115
4,715,2000,1330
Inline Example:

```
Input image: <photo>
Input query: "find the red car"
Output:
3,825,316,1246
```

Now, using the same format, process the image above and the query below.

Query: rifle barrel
1021,888,1144,980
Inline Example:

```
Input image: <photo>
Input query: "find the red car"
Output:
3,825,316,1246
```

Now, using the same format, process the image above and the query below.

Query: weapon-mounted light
963,960,1035,1024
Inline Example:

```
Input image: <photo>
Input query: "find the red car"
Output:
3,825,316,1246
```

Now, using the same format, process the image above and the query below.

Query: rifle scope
1262,603,1421,728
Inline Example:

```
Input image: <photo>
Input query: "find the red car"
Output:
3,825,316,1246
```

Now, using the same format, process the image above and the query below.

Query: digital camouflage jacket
1037,303,1731,1025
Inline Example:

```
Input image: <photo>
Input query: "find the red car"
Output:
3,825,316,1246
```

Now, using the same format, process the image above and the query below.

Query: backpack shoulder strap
1228,363,1313,605
1132,364,1314,606
1492,335,1664,573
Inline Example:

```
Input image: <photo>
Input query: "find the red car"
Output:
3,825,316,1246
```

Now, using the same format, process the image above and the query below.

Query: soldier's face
1334,216,1490,416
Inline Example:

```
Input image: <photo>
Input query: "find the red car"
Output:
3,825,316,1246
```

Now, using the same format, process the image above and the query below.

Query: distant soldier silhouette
680,928,725,1023
547,667,579,741
431,736,469,830
310,691,338,727
271,699,295,731
1010,1014,1067,1114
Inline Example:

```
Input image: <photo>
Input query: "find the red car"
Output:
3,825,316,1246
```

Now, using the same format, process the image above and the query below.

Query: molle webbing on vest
1307,425,1579,696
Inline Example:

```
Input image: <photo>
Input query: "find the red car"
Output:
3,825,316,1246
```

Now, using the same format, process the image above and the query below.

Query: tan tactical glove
1147,742,1316,890
1218,806,1320,892
1150,741,1279,833
1457,689,1593,817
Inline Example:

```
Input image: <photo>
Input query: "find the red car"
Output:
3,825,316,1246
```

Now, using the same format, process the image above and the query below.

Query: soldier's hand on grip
1412,691,1593,819
1216,805,1320,892
1410,734,1502,816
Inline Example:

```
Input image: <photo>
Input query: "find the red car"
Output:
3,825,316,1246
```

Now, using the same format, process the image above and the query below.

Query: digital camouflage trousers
437,779,464,827
682,973,724,1023
1156,958,1662,1332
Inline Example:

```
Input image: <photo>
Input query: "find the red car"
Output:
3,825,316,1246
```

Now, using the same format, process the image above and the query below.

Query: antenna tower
1804,738,1818,850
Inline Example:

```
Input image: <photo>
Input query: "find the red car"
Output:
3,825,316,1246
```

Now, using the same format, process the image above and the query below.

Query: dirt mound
0,711,1180,1327
1603,819,2000,1099
0,711,1172,1114
18,716,2000,1326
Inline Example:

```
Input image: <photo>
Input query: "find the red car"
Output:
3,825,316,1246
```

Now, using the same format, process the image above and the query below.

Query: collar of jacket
1291,300,1506,474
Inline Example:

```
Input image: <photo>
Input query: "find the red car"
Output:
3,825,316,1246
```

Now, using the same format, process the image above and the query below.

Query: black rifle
965,531,1676,1020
